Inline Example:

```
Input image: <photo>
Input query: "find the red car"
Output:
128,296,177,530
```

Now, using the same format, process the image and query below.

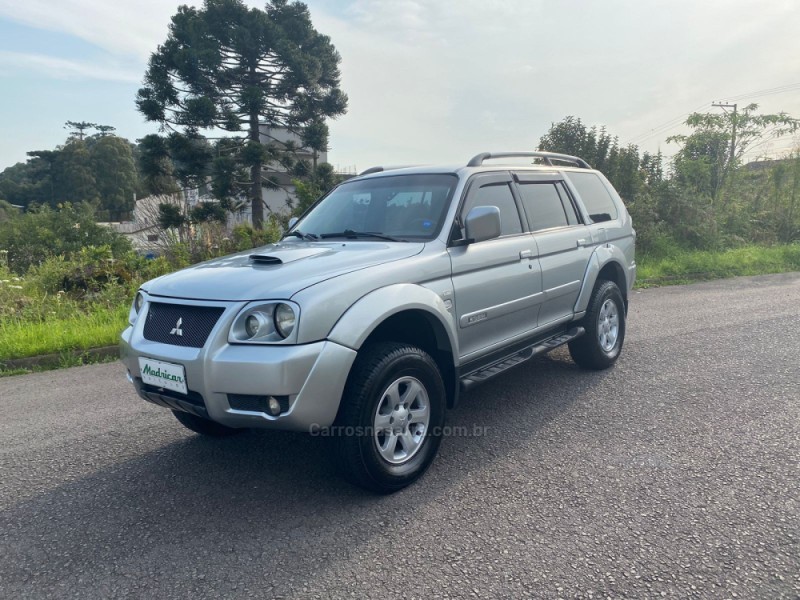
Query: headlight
129,291,146,325
245,314,262,338
229,301,300,344
134,292,144,313
274,303,296,338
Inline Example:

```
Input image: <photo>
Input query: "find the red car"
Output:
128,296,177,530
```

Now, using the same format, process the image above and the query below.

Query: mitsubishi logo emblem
170,317,183,337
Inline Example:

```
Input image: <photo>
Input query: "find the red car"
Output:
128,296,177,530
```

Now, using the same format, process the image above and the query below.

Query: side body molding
327,284,459,359
573,245,631,315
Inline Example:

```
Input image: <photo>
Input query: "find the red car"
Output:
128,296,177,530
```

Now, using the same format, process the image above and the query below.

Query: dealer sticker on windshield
138,357,188,395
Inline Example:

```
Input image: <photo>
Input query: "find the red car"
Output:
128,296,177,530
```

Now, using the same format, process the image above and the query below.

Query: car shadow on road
2,348,616,595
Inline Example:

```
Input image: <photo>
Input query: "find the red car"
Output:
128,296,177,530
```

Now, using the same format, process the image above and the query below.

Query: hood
143,240,425,301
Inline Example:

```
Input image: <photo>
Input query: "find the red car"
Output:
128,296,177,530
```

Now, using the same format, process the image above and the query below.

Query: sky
1,0,799,172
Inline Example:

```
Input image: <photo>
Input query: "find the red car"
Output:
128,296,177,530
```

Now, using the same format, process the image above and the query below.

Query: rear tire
332,342,446,494
569,280,626,370
172,410,243,437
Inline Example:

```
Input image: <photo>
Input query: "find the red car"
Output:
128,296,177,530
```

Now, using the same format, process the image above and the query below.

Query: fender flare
574,245,630,314
327,283,459,357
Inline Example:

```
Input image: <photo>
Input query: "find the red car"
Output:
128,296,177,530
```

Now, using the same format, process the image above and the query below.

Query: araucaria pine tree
136,0,347,228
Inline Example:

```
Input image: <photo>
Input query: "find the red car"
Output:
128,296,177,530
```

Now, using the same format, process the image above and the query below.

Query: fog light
268,397,281,416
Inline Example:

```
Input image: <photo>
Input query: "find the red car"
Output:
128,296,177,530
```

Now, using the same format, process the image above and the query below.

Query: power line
627,81,800,147
627,102,710,145
724,82,800,103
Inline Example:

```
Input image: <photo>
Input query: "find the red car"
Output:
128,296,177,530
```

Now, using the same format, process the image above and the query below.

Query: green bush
231,219,282,251
0,202,131,274
29,246,175,296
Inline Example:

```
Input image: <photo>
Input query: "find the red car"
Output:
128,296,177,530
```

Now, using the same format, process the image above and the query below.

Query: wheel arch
574,246,631,315
327,284,460,408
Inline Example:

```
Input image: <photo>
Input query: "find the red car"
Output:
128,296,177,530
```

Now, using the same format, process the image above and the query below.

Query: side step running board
459,326,585,393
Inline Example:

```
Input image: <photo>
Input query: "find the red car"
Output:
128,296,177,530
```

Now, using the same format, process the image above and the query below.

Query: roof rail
467,151,591,169
357,165,418,176
358,166,385,176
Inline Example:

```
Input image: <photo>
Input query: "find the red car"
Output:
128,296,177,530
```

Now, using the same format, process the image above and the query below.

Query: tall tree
64,121,98,141
21,151,59,206
52,140,98,204
136,0,348,228
95,125,116,137
90,135,138,220
136,134,180,196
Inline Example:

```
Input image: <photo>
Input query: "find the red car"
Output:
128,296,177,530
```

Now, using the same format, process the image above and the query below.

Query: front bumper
120,298,357,431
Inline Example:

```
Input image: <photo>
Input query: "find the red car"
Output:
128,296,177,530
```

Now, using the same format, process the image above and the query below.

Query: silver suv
121,151,636,492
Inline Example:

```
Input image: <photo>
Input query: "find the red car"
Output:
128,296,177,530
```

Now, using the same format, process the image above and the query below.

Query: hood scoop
250,254,282,264
249,246,330,265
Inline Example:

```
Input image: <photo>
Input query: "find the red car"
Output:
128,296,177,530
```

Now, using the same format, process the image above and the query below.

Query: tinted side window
518,182,568,231
566,172,618,223
462,182,522,236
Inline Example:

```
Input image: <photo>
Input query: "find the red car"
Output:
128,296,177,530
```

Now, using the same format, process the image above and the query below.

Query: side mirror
287,216,299,230
464,206,501,243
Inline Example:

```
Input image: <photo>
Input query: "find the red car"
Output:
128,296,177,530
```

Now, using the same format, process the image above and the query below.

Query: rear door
448,172,543,360
514,172,593,326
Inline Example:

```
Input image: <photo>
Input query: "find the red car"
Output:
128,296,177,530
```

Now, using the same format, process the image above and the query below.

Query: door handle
576,238,590,247
519,249,533,259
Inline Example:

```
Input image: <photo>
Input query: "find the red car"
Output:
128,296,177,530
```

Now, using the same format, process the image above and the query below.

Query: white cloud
0,51,140,83
0,0,175,59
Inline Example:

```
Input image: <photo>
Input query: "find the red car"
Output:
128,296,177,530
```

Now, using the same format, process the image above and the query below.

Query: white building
101,193,183,255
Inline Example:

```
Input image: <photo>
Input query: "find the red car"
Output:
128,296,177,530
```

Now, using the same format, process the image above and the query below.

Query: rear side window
518,182,568,231
566,172,618,223
462,182,522,236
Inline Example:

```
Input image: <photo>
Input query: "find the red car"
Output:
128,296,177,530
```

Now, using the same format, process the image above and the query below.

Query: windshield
291,174,458,241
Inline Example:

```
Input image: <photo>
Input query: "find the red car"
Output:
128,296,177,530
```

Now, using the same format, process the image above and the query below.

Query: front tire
569,280,626,370
172,410,243,437
332,342,446,493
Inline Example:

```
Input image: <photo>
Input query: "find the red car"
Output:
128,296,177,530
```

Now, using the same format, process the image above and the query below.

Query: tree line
0,122,139,222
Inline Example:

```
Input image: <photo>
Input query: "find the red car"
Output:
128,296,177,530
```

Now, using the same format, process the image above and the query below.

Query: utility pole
712,102,738,165
712,102,738,205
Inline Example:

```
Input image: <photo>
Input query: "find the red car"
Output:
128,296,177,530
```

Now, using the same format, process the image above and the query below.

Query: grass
635,244,800,287
0,304,127,361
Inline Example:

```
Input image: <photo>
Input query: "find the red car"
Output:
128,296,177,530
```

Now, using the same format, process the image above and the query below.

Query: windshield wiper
284,230,319,241
319,229,406,242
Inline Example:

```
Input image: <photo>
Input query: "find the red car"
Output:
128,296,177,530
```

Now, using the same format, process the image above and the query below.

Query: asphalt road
1,273,798,599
